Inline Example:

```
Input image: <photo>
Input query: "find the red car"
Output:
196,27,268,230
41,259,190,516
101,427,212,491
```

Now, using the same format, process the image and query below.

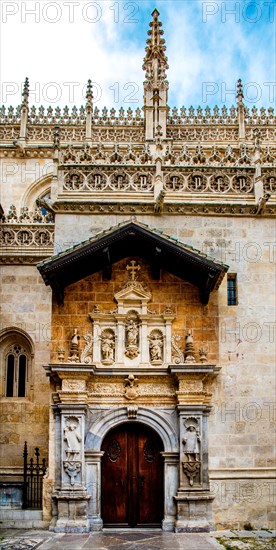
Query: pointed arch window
1,329,33,399
5,344,28,397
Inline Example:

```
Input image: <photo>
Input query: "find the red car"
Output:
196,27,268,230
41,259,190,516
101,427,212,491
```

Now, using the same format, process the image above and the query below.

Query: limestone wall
0,265,52,472
0,158,53,212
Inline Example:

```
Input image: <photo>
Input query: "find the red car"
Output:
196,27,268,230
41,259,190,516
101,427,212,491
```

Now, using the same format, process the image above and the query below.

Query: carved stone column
85,451,104,531
170,365,219,532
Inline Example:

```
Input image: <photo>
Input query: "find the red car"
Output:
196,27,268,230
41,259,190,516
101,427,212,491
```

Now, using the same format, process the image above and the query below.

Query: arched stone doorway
101,422,164,527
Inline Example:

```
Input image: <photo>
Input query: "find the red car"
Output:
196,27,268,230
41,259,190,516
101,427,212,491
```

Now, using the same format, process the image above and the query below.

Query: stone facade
0,9,275,532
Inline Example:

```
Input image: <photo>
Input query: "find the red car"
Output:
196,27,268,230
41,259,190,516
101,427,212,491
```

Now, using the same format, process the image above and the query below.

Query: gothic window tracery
0,330,33,399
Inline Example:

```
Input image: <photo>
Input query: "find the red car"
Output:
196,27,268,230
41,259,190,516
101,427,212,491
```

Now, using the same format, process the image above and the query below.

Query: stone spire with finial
236,78,244,105
236,78,245,140
143,9,169,87
86,79,93,107
19,77,29,142
22,77,29,108
143,10,169,140
85,79,93,141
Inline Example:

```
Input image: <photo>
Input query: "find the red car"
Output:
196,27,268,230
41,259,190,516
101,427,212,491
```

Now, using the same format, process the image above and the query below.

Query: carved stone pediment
114,281,151,315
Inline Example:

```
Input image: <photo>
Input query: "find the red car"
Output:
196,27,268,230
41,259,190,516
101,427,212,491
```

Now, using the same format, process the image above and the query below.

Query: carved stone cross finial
126,260,141,281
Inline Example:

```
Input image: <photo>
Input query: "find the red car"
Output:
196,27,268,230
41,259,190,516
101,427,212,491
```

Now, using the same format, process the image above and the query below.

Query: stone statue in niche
149,330,164,364
182,418,201,487
64,417,82,460
101,329,115,364
183,425,200,462
126,319,138,346
125,314,139,359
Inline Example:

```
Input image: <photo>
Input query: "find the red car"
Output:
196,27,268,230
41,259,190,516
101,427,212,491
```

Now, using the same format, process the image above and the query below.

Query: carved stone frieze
62,379,87,392
87,377,176,398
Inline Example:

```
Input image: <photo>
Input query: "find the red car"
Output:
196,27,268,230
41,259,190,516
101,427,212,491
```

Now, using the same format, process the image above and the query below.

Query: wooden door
101,423,164,527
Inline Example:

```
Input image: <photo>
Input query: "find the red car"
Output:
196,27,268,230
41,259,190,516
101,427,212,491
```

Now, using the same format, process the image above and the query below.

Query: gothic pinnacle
143,10,169,75
86,79,93,105
22,77,29,107
236,78,244,104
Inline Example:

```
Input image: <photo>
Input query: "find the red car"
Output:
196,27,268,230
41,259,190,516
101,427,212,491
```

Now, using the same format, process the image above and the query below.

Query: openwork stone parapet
0,223,54,262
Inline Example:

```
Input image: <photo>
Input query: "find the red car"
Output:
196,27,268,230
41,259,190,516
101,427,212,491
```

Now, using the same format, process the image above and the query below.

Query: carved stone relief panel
88,261,175,368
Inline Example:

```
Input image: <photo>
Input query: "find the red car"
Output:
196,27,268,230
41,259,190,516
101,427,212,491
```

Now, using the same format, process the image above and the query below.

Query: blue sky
0,0,275,109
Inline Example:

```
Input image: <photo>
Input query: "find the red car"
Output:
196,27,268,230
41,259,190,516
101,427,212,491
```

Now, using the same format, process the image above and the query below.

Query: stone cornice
43,201,276,217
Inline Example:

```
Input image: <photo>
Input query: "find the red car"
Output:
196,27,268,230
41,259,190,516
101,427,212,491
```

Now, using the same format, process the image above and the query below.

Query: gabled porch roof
37,219,228,305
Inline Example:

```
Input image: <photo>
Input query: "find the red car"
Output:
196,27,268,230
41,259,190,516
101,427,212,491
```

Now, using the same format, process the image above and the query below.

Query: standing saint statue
182,425,200,462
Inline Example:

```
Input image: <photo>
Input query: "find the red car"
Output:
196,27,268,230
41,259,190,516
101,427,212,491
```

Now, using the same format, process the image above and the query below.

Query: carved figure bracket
64,461,81,486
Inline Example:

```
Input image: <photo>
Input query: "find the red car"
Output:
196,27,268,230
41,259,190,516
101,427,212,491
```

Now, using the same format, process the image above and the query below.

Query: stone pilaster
170,365,219,532
45,364,93,532
85,451,104,531
161,452,179,531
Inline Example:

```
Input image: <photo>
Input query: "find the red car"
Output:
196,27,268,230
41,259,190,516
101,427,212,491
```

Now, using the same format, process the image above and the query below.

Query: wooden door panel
137,429,164,525
101,423,164,527
101,428,128,525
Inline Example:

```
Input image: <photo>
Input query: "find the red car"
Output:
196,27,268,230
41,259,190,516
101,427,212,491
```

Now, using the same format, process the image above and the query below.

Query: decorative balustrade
62,168,155,192
163,170,254,194
0,224,54,249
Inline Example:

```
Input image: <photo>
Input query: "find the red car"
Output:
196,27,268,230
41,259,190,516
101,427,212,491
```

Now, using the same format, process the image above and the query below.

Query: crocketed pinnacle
86,79,93,105
236,78,244,104
143,9,169,81
22,77,29,107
